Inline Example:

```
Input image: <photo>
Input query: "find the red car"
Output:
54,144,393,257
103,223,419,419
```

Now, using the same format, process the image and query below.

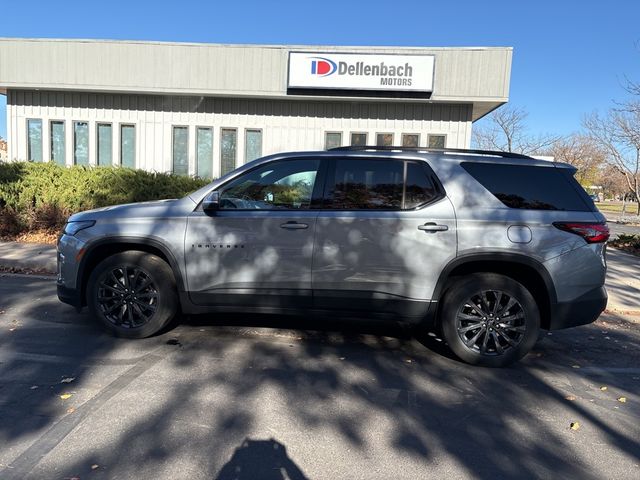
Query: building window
120,124,136,168
376,133,393,147
172,126,189,176
220,128,237,176
73,121,89,166
428,134,446,149
402,134,419,148
27,119,43,162
50,121,65,165
325,132,342,150
97,123,113,166
351,133,367,146
196,127,213,179
245,129,263,163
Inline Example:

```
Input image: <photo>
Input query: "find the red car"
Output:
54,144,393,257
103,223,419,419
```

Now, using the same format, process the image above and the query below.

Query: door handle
280,221,309,230
418,223,449,232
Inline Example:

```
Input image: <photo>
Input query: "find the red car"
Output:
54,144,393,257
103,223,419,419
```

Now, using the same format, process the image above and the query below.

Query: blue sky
1,0,639,139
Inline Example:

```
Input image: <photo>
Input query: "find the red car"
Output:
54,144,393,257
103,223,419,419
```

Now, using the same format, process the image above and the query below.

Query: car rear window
461,162,595,212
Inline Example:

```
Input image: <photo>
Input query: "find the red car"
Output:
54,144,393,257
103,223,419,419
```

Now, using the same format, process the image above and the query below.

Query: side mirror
202,191,220,212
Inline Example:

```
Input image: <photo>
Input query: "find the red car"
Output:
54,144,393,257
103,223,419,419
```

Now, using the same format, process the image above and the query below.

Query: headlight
63,220,96,236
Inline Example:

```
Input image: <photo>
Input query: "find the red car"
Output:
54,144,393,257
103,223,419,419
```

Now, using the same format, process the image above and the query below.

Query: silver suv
57,147,609,367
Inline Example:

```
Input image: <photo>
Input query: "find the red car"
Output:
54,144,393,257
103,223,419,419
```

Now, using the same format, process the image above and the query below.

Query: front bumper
57,283,82,308
56,233,86,308
548,286,607,330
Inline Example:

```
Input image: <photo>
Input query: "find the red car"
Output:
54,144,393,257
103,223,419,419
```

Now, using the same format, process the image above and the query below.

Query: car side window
325,158,440,210
327,158,404,210
405,162,439,209
219,159,320,210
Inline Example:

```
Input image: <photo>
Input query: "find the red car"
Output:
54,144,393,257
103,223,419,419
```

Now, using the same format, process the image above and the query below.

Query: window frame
321,157,445,212
220,127,238,176
401,133,420,148
427,134,447,149
376,133,394,147
171,125,190,176
324,131,342,150
96,122,113,167
350,132,368,147
195,126,214,179
119,123,136,168
244,128,263,163
73,120,90,166
26,118,43,162
49,119,66,165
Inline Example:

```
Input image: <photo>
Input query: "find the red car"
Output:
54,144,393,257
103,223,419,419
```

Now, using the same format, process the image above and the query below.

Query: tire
440,273,540,367
87,251,178,339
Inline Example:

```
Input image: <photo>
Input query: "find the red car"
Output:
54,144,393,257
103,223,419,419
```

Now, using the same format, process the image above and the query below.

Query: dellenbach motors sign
288,52,435,93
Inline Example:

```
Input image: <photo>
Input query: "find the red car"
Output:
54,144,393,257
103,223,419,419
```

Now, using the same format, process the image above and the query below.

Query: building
0,138,7,161
0,38,512,178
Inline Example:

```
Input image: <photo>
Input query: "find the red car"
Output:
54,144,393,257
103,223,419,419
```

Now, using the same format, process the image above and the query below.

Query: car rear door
311,156,457,317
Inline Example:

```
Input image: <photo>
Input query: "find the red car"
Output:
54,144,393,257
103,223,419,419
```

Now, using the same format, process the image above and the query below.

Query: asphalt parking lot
1,274,639,480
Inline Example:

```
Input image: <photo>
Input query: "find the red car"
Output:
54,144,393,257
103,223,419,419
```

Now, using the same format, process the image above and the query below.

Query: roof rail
328,145,533,160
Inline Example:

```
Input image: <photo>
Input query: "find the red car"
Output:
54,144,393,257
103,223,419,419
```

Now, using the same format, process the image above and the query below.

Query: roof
0,38,512,121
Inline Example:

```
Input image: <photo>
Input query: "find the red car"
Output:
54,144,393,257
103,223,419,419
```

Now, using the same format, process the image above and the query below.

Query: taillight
553,222,610,243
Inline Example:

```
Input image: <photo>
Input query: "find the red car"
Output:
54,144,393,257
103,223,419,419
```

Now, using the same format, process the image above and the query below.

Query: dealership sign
288,52,435,93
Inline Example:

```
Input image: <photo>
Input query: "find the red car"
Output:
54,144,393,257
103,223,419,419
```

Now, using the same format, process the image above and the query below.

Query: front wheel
87,251,178,338
440,273,540,367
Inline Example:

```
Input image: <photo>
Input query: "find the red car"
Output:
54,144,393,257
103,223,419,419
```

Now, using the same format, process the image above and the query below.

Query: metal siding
7,89,472,173
0,39,510,107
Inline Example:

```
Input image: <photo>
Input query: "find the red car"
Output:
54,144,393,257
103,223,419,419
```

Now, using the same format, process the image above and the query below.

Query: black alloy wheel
88,251,178,338
440,273,540,367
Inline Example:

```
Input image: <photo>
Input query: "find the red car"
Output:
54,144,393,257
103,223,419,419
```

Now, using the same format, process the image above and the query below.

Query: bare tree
472,105,560,155
584,107,640,214
546,134,606,187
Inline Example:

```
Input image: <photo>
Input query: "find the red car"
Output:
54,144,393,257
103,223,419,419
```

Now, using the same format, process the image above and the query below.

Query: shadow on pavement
216,438,308,480
0,276,639,479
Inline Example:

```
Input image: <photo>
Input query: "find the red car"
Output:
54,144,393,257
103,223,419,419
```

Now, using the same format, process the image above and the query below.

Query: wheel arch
433,253,557,330
77,236,185,307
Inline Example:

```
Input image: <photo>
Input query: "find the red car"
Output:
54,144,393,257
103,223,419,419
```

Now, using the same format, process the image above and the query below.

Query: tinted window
325,132,342,150
97,123,113,166
172,126,189,176
327,159,403,210
219,159,319,210
196,127,213,179
27,119,42,162
405,162,439,208
74,121,89,166
50,121,65,165
120,125,136,168
221,128,237,175
462,162,593,211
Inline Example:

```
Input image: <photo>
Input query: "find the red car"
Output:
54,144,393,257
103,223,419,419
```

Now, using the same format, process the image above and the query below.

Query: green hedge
0,162,210,235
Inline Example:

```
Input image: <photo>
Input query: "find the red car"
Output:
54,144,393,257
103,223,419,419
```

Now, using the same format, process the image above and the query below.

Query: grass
596,202,640,214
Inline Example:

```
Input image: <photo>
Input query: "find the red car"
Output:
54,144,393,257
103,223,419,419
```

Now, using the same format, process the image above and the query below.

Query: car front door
185,157,324,309
312,157,457,317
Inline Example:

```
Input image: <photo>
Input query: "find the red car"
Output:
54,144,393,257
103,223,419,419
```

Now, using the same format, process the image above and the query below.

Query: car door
185,157,324,309
312,157,457,317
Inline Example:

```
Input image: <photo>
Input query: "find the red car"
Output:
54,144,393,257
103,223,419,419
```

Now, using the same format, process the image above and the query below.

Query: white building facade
0,39,512,178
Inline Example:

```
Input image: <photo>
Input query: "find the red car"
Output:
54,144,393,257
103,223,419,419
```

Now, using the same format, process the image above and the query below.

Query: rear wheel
440,273,540,367
87,251,178,338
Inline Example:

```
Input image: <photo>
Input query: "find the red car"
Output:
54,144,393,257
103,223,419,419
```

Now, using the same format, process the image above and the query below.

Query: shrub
0,162,210,235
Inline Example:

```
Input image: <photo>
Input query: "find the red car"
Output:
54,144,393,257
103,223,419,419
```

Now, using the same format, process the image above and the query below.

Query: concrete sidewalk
0,240,639,314
0,241,57,273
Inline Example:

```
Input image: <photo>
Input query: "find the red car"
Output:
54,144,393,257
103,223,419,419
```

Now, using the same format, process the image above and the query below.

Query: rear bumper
548,286,607,330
